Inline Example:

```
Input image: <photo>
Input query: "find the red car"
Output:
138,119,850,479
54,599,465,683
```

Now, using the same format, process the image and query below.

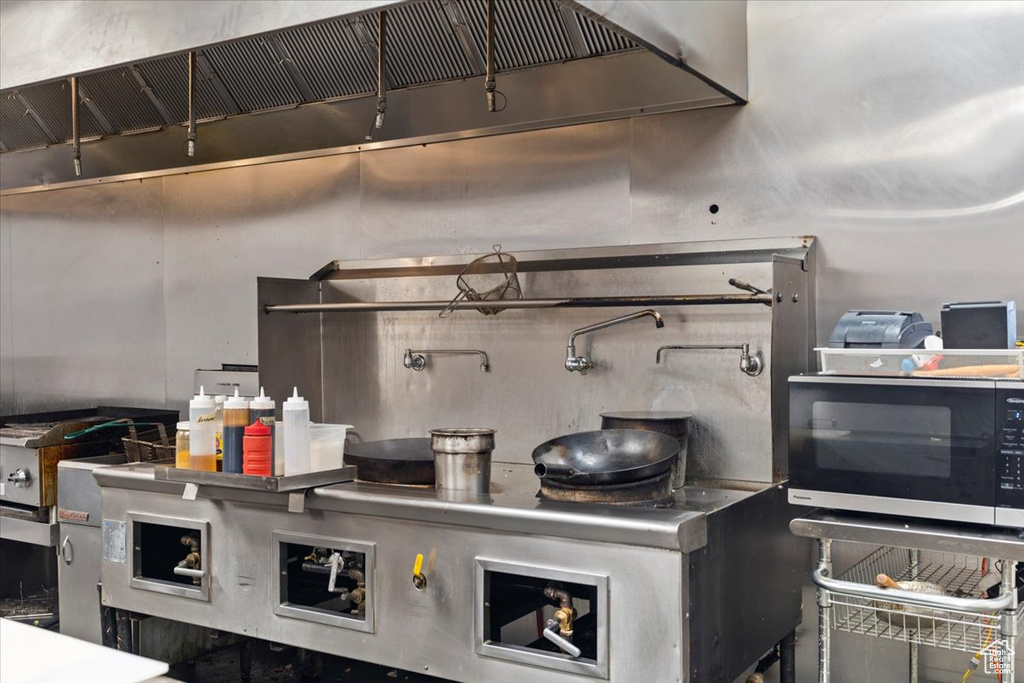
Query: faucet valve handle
565,346,592,374
403,350,426,371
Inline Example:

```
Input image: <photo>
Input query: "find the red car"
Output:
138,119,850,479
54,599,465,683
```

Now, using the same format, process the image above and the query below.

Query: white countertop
0,619,169,683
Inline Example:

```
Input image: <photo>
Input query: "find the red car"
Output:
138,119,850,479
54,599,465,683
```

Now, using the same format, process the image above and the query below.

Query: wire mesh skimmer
439,245,523,318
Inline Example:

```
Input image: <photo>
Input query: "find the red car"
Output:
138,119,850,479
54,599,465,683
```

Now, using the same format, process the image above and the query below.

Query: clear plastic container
817,347,1024,379
175,422,190,470
273,422,352,473
309,424,352,472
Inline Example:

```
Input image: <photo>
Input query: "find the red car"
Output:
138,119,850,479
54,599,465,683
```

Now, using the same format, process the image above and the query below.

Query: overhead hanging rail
263,293,773,314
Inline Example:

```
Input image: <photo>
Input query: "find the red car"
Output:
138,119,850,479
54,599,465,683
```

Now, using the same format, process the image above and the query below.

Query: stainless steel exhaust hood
0,0,747,193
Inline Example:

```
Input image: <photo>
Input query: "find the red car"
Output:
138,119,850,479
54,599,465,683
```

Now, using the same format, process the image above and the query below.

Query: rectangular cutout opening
476,559,607,678
484,572,598,659
273,532,374,632
128,514,209,601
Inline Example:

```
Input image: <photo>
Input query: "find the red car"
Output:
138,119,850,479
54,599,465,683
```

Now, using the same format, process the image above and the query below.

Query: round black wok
531,429,679,486
344,438,435,485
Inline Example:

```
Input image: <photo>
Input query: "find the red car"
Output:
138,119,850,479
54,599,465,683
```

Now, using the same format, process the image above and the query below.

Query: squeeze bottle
283,387,310,475
213,395,226,471
249,387,276,476
222,388,249,473
189,387,217,472
243,419,272,476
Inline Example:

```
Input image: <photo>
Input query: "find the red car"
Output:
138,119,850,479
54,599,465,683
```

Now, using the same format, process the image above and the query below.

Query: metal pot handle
811,568,1013,613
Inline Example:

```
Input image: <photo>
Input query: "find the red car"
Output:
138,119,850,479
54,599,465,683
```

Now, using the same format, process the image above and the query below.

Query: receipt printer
828,310,934,349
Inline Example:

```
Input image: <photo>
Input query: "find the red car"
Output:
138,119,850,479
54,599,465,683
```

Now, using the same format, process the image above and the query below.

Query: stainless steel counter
95,462,766,553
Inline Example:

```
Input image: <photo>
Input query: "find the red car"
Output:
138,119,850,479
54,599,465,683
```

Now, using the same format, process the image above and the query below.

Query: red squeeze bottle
243,419,272,476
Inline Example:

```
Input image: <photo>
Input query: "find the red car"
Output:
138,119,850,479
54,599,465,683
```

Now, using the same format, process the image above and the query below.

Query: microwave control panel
996,384,1024,512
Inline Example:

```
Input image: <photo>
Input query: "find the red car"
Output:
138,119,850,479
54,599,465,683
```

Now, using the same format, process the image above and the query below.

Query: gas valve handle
7,468,30,488
543,622,582,658
412,553,427,590
173,566,204,578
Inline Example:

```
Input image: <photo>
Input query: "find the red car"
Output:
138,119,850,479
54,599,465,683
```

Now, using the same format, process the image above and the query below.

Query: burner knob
7,468,30,488
412,553,427,590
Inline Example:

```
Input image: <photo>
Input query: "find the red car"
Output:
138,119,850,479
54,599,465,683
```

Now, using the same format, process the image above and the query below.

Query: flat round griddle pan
344,438,435,485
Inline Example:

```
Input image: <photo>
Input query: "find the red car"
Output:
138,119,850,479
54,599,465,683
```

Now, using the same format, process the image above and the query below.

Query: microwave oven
788,376,1023,528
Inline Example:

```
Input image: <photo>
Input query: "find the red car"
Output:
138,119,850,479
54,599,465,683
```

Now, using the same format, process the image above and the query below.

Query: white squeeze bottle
283,387,310,475
189,386,217,472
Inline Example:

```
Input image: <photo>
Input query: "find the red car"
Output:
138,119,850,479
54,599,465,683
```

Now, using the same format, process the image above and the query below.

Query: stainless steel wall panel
257,279,324,424
160,155,360,413
319,256,776,480
629,0,1024,343
357,118,631,257
0,180,167,413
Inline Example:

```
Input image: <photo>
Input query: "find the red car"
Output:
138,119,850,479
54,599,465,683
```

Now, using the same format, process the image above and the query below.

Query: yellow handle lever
413,553,424,577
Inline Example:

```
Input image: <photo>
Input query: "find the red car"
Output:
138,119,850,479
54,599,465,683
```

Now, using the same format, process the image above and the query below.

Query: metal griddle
344,438,435,486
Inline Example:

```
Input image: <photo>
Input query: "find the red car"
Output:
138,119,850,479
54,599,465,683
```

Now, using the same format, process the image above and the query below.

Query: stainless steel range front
97,464,804,682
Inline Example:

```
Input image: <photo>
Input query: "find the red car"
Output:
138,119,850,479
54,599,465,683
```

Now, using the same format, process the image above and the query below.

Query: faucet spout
565,309,665,374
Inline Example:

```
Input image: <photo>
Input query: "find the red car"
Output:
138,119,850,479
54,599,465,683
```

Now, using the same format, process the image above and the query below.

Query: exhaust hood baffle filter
1,1,748,191
0,1,642,154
